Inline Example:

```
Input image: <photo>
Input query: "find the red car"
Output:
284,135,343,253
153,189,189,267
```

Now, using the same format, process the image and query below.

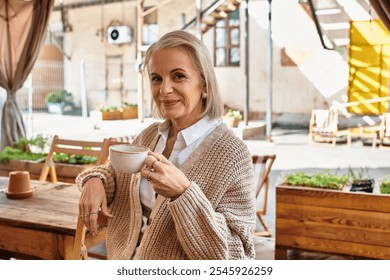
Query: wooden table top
0,177,80,236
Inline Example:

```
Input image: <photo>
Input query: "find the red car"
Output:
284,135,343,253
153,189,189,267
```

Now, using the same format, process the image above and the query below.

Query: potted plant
45,90,74,114
348,167,374,193
100,105,121,120
282,170,349,190
120,102,138,119
225,108,243,128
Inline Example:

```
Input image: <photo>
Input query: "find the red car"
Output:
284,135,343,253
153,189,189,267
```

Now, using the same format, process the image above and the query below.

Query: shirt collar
157,117,220,147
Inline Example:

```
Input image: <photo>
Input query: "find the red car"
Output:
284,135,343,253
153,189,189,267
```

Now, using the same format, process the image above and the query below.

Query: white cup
109,144,149,174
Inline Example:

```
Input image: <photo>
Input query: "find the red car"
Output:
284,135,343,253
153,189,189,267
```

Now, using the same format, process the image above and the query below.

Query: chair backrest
252,154,276,215
39,135,111,182
310,108,339,133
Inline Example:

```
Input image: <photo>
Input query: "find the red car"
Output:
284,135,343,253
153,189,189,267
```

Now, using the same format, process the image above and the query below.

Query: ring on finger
146,170,153,181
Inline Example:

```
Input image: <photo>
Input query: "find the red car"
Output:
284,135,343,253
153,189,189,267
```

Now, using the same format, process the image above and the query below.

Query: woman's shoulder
209,123,251,159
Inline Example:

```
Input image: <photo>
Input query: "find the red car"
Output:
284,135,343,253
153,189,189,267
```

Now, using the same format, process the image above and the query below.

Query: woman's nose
160,80,173,95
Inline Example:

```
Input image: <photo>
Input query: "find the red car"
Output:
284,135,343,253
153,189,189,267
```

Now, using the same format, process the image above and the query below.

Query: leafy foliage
380,177,390,194
283,171,349,190
122,102,137,107
45,90,73,104
226,109,243,120
0,136,97,165
99,105,118,112
348,166,370,182
0,146,46,163
53,153,97,164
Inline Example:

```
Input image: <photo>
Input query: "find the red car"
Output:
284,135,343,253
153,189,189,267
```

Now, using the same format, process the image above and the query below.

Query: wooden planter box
0,160,92,183
121,107,138,119
275,184,390,260
101,110,121,120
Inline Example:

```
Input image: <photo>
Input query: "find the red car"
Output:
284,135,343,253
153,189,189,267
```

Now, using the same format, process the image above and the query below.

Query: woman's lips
160,100,180,106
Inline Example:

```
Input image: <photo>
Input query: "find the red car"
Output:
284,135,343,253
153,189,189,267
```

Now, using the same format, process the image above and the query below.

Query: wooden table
275,184,390,260
0,177,80,259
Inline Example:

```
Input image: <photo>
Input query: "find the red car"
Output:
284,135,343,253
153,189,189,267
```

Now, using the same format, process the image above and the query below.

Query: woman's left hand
141,151,190,199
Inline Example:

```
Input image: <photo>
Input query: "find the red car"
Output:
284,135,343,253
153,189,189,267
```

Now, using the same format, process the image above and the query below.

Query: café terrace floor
28,113,390,260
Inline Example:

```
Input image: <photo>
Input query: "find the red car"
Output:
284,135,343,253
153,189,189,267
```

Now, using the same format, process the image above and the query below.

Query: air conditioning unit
107,26,132,44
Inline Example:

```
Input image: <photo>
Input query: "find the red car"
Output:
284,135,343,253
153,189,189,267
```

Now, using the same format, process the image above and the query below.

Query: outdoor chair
71,138,132,260
39,135,111,182
252,154,276,237
379,112,390,148
39,135,112,260
309,108,351,146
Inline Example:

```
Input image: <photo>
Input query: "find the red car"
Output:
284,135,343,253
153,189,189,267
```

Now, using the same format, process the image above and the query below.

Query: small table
0,177,80,259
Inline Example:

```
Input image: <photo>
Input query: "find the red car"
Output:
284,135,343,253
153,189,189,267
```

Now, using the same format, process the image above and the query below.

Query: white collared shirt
139,116,222,214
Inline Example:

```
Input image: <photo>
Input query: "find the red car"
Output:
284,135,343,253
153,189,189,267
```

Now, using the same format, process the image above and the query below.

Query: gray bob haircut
144,30,224,119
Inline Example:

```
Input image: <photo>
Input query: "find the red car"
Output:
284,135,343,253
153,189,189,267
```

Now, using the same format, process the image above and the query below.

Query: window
214,8,240,67
143,7,159,46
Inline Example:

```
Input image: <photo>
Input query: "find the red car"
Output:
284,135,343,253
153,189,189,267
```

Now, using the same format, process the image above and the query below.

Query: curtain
0,0,54,150
370,0,390,32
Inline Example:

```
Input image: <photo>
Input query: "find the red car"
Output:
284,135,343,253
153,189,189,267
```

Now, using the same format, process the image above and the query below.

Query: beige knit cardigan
76,122,256,260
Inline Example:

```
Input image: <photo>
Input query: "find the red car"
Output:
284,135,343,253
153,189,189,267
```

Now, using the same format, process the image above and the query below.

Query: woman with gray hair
77,30,256,260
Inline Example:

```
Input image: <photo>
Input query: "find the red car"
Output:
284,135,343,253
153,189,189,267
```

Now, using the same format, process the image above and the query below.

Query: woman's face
149,48,204,127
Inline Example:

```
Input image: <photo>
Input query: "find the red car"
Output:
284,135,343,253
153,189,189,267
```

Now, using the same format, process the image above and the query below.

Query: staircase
182,0,242,34
302,0,372,51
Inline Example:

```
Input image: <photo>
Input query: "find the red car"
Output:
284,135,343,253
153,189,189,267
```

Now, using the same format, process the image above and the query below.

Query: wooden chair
71,138,130,260
309,108,351,146
252,154,276,237
39,135,111,182
39,135,111,260
379,112,390,148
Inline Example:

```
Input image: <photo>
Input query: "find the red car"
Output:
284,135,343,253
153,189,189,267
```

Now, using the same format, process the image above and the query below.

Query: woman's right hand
79,177,113,236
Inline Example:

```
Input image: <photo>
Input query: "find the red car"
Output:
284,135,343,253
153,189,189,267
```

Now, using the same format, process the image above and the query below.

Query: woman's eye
151,76,161,84
174,73,185,80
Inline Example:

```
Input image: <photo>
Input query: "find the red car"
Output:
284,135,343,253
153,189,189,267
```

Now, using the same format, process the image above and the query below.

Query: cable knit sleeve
75,162,117,203
168,136,256,260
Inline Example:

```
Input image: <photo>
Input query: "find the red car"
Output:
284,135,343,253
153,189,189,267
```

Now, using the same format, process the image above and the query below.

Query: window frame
213,9,240,67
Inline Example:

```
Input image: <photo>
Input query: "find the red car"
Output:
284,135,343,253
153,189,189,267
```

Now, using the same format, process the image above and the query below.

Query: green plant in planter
380,175,390,194
99,105,118,112
348,167,374,193
122,102,137,108
45,90,73,104
283,170,349,190
45,90,74,114
348,166,370,182
226,109,243,120
0,135,49,163
0,135,97,165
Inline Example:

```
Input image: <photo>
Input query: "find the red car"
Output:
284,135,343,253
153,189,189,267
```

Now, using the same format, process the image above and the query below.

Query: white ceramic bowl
109,144,149,174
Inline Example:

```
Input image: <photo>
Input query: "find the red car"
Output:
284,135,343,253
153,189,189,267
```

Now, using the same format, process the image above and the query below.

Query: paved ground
27,113,390,260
